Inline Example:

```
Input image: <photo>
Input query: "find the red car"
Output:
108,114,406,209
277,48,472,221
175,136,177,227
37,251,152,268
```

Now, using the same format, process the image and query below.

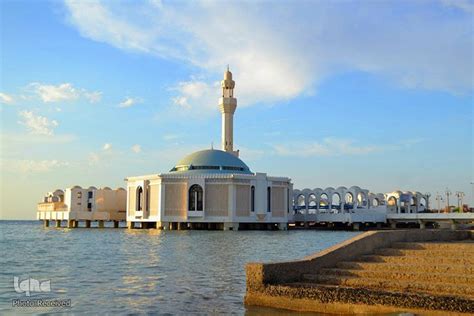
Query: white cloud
83,91,102,103
13,159,69,173
131,144,141,153
30,82,79,103
27,82,102,104
171,80,219,112
118,97,141,108
103,143,112,151
440,0,474,14
63,0,473,106
162,133,182,141
0,92,14,105
1,133,76,144
273,138,393,158
18,111,58,136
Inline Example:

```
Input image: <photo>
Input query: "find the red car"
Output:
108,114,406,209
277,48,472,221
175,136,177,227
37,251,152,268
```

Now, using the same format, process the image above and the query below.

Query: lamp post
445,188,451,212
435,193,443,213
470,182,474,208
425,192,431,212
455,191,465,212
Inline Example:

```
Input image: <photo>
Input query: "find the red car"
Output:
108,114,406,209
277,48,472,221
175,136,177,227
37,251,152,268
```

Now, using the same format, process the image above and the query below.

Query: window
287,188,290,213
88,191,93,199
251,186,255,212
191,165,219,170
267,187,271,212
137,186,143,211
145,188,150,212
87,202,92,211
189,184,203,211
222,166,244,171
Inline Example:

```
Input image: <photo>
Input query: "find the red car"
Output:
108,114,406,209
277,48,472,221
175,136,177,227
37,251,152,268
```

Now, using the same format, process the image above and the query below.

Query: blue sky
0,0,472,219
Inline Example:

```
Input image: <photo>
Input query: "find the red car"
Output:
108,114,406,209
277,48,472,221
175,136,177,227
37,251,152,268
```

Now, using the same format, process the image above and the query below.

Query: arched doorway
357,192,367,208
296,194,305,214
308,194,317,214
332,193,341,213
319,193,329,211
387,196,398,213
189,184,203,211
344,192,354,210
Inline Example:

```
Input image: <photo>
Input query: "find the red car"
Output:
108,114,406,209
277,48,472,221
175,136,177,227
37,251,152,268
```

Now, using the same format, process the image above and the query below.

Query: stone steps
391,241,474,251
283,282,474,314
306,241,474,299
358,254,474,265
301,274,474,297
336,261,474,274
373,247,474,257
314,268,474,285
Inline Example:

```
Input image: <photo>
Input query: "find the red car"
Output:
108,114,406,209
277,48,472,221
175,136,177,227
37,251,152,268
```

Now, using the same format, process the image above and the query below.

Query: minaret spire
219,67,239,157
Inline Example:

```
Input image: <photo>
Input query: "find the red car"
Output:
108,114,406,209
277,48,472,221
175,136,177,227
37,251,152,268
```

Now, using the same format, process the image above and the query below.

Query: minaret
219,66,239,157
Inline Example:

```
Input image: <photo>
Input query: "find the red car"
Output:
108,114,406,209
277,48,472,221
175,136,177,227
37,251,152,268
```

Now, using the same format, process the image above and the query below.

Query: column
223,222,238,231
418,220,426,229
156,221,164,229
353,223,360,231
98,220,104,228
278,223,288,231
450,220,458,230
85,220,91,228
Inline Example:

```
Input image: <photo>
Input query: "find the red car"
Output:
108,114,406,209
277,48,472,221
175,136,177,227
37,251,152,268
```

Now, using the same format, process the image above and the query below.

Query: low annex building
37,186,126,227
125,68,292,230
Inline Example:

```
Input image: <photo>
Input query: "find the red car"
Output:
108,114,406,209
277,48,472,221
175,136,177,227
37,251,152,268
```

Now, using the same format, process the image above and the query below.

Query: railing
37,202,66,212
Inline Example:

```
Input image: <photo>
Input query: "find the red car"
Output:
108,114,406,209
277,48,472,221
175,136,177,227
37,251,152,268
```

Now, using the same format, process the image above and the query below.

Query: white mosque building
125,68,292,230
38,68,439,230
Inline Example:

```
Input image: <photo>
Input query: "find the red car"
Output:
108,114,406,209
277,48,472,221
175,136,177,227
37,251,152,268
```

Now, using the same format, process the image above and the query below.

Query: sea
0,220,360,315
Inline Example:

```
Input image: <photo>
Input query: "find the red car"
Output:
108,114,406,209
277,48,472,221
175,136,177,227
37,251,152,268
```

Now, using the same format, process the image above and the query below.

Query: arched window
137,186,143,211
251,186,255,212
189,184,203,211
267,187,271,212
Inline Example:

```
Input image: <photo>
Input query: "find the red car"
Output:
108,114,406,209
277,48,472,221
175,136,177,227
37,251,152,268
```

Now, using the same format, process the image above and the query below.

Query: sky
0,0,472,220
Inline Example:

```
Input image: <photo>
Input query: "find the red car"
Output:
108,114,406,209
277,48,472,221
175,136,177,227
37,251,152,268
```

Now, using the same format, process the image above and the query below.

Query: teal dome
169,149,252,174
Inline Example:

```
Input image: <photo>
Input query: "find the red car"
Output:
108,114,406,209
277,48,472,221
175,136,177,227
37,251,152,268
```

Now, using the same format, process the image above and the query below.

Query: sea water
0,221,359,314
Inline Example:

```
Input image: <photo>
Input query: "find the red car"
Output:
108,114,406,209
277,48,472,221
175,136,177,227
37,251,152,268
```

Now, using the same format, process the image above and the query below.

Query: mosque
38,68,439,230
125,68,292,230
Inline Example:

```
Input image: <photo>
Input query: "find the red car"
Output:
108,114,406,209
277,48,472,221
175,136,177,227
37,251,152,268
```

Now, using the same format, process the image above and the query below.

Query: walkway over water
387,212,474,229
291,186,473,229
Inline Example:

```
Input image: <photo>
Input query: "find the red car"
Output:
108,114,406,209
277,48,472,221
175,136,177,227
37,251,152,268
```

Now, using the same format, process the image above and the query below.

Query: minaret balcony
219,98,237,113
